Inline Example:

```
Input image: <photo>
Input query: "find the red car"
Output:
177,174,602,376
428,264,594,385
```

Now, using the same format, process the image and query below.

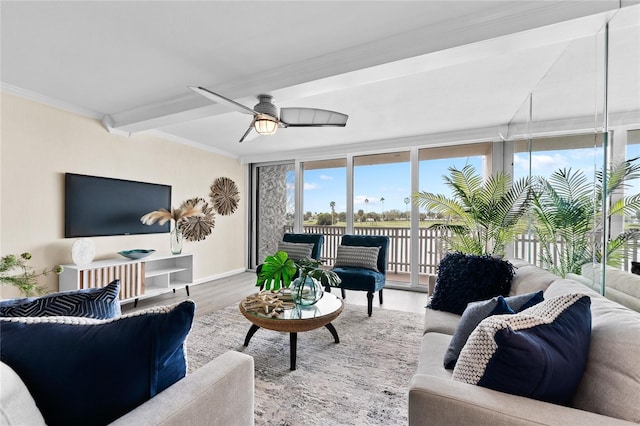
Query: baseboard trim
193,268,248,285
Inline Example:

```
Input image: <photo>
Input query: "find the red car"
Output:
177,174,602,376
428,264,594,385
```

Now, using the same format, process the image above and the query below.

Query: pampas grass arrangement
140,201,204,227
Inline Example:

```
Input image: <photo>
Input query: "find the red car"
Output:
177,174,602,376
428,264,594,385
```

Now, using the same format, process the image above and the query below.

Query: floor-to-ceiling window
301,159,347,263
353,152,411,283
417,143,492,275
511,135,604,268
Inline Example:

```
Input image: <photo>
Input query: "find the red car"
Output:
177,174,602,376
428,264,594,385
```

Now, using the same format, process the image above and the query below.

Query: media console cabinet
59,253,193,304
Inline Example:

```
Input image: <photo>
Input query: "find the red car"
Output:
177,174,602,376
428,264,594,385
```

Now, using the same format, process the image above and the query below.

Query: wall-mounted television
65,173,171,238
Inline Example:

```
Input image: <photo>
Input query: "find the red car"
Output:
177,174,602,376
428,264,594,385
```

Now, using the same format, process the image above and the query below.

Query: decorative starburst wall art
178,198,216,242
210,177,239,216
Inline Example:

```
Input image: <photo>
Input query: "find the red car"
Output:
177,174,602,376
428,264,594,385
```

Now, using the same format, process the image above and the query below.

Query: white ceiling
1,1,638,163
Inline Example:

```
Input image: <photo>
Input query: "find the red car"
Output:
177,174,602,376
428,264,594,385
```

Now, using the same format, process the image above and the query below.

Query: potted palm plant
531,158,640,277
412,164,533,256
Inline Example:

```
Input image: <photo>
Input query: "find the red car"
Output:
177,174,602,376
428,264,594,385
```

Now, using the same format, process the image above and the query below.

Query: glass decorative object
170,226,183,255
290,275,324,306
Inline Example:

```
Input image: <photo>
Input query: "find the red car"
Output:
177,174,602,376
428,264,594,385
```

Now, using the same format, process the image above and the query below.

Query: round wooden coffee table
239,292,344,370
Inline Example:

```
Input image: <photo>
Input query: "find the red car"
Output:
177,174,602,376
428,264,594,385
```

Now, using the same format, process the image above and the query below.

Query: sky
300,145,640,215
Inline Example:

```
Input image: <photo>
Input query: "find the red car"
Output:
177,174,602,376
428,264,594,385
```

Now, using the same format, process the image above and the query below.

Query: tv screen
65,173,171,238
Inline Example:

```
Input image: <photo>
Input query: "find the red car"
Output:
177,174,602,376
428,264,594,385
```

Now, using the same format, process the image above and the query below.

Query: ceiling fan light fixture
254,115,278,135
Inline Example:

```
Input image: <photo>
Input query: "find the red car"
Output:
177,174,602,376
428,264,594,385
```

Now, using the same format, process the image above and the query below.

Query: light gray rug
186,302,424,426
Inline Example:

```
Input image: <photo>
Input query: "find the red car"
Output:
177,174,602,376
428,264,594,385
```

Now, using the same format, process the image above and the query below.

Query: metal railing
286,225,640,273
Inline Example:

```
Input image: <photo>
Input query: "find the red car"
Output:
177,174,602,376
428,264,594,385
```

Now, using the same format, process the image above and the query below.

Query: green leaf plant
256,251,297,291
294,257,341,289
532,157,640,277
256,251,341,292
412,164,533,256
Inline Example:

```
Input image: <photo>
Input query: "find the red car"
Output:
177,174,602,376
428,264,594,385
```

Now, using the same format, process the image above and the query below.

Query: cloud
304,182,320,190
319,175,333,180
514,153,570,173
354,195,371,206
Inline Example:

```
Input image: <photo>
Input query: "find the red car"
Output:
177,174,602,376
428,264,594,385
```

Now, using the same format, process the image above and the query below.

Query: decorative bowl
118,249,156,260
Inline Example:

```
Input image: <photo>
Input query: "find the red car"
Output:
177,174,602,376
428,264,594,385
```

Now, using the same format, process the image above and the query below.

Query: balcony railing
286,225,640,274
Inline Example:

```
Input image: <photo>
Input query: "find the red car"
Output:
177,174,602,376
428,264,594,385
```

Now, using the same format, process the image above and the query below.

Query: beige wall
0,92,247,298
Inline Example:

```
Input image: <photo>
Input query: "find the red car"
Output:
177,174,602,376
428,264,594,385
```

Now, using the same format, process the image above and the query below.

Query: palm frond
414,165,533,256
532,158,640,276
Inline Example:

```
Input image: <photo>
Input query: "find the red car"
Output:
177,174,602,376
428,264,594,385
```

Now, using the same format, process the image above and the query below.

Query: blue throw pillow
0,279,121,319
429,252,516,315
452,293,591,405
444,291,544,369
0,300,195,426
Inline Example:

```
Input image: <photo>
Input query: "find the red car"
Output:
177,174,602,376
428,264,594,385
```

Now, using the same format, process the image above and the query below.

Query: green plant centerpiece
256,251,341,306
0,253,63,297
412,164,532,256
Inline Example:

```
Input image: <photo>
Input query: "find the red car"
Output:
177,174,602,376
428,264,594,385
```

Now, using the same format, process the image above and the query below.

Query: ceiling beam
103,1,624,135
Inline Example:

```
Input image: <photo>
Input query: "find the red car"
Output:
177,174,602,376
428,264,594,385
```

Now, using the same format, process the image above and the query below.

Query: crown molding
144,130,239,160
0,82,103,120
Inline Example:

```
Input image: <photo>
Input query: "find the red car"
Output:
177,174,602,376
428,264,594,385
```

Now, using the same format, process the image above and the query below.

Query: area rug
186,303,424,426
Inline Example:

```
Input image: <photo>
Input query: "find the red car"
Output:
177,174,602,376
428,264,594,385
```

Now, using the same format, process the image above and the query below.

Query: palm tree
329,201,336,225
404,197,410,220
413,165,532,256
380,197,385,221
531,158,640,277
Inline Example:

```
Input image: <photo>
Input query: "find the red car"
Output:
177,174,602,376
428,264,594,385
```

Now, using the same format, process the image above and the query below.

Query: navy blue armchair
331,234,389,316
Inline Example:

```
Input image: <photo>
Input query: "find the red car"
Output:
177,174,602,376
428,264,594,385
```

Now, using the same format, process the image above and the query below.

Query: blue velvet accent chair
331,234,389,316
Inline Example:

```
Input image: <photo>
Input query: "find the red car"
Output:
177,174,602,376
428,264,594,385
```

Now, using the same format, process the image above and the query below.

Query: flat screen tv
65,173,171,238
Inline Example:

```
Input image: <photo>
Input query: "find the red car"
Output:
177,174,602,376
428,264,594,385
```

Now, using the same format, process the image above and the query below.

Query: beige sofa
110,351,255,426
568,263,640,312
1,351,255,426
409,259,640,425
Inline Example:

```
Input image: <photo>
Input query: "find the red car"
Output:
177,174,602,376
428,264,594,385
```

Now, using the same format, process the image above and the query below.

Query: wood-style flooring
121,272,428,317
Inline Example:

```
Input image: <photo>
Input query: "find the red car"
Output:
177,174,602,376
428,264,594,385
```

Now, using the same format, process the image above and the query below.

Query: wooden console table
59,253,193,304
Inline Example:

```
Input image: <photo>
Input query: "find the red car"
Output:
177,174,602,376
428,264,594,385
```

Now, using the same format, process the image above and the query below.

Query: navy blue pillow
0,279,121,319
444,291,544,369
452,293,591,405
0,300,195,426
429,252,516,315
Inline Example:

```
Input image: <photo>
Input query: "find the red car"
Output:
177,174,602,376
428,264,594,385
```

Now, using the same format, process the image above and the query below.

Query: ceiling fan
189,86,349,143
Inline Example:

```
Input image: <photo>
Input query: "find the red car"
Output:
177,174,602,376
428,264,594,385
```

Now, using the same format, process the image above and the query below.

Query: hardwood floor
121,271,428,317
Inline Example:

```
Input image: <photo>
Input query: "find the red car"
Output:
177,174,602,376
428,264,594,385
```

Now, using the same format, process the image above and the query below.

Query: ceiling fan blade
279,108,348,127
189,86,257,116
238,119,256,143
